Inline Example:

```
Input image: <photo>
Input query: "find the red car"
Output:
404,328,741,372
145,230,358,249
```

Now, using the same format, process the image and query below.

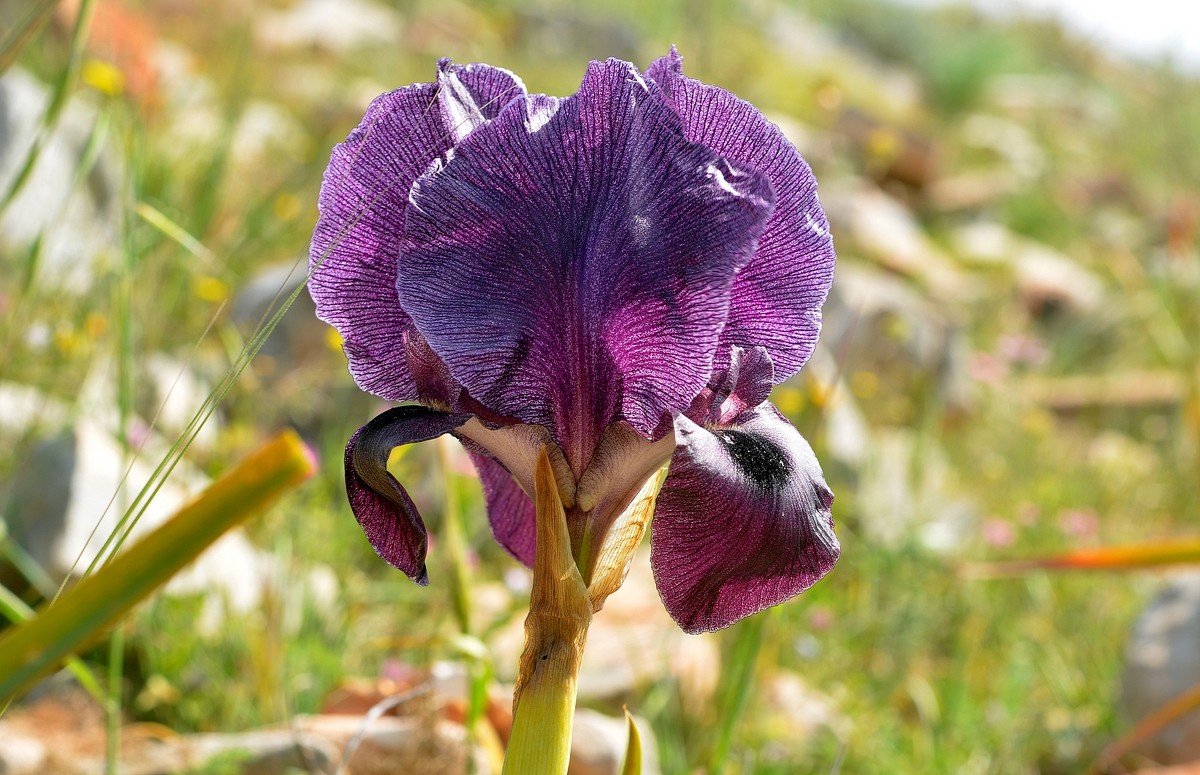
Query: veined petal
309,64,525,401
400,58,775,472
647,48,835,380
438,60,527,141
685,344,775,427
345,406,472,584
468,450,537,567
650,404,839,633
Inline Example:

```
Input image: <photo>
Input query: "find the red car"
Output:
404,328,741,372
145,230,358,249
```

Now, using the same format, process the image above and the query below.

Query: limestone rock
1121,573,1200,764
255,0,402,53
0,69,120,293
824,183,974,300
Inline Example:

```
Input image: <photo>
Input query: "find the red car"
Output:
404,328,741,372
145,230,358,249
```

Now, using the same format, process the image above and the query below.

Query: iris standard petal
650,405,839,633
400,58,776,472
345,406,472,584
647,49,835,381
309,63,526,401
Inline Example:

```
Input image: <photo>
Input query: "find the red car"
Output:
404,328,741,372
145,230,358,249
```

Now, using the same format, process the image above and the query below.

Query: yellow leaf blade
963,539,1200,578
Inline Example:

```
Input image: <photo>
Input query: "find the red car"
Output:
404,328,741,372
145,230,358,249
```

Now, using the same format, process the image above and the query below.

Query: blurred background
1,0,1199,772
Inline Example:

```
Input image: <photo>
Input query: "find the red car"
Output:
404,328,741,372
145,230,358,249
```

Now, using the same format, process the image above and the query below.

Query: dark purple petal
650,404,839,633
468,450,537,567
686,345,775,426
647,48,835,380
309,64,526,401
345,406,471,583
400,58,775,471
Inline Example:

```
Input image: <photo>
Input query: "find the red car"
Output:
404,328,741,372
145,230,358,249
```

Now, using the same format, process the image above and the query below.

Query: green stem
106,627,123,775
502,449,592,775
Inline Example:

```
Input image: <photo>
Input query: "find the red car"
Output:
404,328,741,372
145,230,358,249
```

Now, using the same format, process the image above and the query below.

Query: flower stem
502,448,592,775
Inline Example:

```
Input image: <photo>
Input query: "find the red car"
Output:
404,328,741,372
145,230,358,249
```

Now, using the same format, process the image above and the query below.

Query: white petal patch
576,422,676,516
705,162,742,197
456,418,576,507
438,69,486,144
525,95,559,133
805,210,828,238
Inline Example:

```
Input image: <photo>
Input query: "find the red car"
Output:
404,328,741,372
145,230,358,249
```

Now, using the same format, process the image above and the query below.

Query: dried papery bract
503,448,592,774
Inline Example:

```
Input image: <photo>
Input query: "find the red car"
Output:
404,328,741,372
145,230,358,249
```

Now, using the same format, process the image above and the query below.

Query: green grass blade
1,536,59,598
708,612,767,774
0,582,104,702
0,0,59,76
135,202,218,267
0,431,316,702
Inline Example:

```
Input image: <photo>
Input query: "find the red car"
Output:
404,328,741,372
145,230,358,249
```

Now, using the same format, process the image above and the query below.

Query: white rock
0,729,49,775
960,114,1046,179
2,418,333,631
180,730,337,775
255,0,403,53
0,382,69,435
954,222,1105,315
760,671,847,743
0,69,119,293
141,354,220,451
821,263,972,413
293,714,491,774
856,428,978,551
1013,244,1105,315
1121,573,1200,763
825,183,974,300
231,100,312,167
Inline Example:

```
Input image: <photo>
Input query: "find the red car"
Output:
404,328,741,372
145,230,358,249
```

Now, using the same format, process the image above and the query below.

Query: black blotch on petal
718,429,789,489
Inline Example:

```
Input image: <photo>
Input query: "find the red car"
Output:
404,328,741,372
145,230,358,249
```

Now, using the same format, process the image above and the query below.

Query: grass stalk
708,611,767,774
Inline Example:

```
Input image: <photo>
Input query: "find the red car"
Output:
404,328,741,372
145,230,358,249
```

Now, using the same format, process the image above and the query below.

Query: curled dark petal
345,406,471,583
685,345,776,426
650,404,839,633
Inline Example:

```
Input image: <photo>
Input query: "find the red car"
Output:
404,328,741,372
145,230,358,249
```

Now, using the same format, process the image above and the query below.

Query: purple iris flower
309,49,839,633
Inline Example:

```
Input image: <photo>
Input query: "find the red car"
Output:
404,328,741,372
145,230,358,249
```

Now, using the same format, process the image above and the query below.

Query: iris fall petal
345,405,472,584
650,404,839,633
468,450,538,567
